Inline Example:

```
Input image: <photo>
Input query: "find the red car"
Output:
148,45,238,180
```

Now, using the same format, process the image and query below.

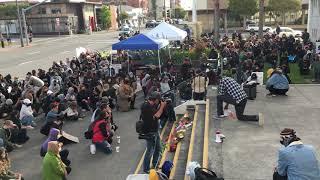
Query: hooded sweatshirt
19,104,33,120
41,128,59,153
42,141,66,180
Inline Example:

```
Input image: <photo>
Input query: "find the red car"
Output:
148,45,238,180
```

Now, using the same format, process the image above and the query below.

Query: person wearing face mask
0,147,24,180
273,128,320,180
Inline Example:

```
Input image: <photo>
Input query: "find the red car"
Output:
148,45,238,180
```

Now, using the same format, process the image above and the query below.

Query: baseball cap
148,91,161,100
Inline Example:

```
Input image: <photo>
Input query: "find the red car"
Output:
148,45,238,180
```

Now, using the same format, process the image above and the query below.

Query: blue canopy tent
112,34,169,73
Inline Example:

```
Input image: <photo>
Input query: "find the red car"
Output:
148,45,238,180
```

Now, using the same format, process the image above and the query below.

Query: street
0,31,120,77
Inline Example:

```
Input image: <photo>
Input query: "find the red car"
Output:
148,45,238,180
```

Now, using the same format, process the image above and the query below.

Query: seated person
0,147,24,180
40,103,63,136
91,111,113,154
274,128,320,180
40,128,71,167
19,99,36,129
244,73,259,86
42,141,71,180
64,101,79,121
2,120,29,145
0,122,22,152
266,68,289,96
0,99,14,118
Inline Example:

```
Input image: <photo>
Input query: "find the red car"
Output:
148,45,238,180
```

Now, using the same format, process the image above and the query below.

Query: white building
308,0,320,42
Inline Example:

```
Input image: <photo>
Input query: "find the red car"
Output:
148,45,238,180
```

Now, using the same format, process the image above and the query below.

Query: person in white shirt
191,70,208,100
19,99,36,129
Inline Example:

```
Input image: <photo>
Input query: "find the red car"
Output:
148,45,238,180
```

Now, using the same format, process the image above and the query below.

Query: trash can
244,85,257,100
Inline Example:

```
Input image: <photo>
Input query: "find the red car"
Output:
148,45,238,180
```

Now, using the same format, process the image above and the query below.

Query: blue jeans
143,132,161,173
94,141,112,154
21,115,35,126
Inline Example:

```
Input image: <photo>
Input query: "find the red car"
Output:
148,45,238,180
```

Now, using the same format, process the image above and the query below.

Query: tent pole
168,46,171,59
110,50,112,76
127,51,130,73
158,50,161,74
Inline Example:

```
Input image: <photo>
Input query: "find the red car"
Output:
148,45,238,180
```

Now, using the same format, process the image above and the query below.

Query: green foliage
100,5,111,29
0,3,29,18
172,8,187,19
268,0,301,14
228,0,258,17
119,12,129,21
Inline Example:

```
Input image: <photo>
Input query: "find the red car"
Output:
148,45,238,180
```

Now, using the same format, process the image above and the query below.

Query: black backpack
194,168,224,180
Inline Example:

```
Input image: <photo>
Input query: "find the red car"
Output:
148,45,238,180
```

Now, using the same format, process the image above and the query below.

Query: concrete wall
308,0,320,42
188,10,215,33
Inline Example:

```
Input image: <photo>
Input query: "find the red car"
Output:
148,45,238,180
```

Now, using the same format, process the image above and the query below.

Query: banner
316,42,320,54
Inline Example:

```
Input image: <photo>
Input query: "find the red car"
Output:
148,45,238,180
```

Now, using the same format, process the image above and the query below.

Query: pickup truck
246,24,272,32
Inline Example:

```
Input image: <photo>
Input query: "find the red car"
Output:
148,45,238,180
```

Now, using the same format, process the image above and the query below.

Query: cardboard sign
111,64,122,74
252,72,264,85
316,42,320,54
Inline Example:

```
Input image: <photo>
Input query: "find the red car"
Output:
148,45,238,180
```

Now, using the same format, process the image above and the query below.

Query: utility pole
214,0,220,42
16,0,24,47
22,0,49,46
192,0,197,23
258,0,265,38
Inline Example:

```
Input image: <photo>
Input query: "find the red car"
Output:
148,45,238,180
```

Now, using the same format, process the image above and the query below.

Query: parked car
273,27,302,38
119,27,133,37
246,24,272,32
145,20,156,28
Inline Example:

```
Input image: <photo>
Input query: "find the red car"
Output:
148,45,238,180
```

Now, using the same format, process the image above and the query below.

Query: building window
38,7,46,14
51,8,61,14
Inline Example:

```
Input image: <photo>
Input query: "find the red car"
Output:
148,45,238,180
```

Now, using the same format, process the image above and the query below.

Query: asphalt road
0,31,120,78
9,93,146,180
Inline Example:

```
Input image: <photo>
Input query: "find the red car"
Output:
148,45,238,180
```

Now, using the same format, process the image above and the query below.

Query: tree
173,7,187,19
228,0,258,28
0,3,28,18
100,5,111,29
258,0,265,38
268,0,301,25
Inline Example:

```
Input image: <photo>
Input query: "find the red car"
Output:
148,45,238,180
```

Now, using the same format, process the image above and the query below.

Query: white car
274,27,302,38
246,24,272,32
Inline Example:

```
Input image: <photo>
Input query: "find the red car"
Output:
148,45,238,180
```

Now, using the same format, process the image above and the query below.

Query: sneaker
272,94,277,97
214,114,228,119
31,122,37,127
26,125,34,130
258,113,264,127
14,144,22,148
78,118,83,121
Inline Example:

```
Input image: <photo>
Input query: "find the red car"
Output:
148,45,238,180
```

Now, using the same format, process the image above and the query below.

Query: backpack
135,114,144,134
161,161,173,177
194,168,223,180
84,120,98,139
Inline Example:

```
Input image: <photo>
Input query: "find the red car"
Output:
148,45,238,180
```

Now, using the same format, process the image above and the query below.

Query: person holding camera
273,128,320,180
141,91,166,173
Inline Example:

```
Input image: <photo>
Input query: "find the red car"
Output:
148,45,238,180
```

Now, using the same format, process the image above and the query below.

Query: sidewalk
208,85,320,180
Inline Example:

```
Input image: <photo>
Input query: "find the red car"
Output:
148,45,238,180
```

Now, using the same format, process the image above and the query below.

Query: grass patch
263,63,313,84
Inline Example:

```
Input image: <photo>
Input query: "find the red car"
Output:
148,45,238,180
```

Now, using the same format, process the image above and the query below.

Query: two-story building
308,0,320,42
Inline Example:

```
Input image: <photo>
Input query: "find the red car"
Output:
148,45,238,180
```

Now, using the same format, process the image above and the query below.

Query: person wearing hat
141,91,166,173
42,141,70,180
273,128,320,180
2,120,29,145
266,68,289,96
19,99,36,129
0,147,24,180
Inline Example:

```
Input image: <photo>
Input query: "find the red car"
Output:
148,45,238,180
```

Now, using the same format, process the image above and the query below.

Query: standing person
276,25,281,35
273,128,320,180
301,29,310,44
191,70,208,100
141,92,166,173
42,141,70,180
216,77,263,126
117,79,133,112
180,58,193,81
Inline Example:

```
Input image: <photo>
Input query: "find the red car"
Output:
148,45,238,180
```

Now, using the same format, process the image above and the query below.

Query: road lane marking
19,61,33,65
27,51,40,55
61,51,71,54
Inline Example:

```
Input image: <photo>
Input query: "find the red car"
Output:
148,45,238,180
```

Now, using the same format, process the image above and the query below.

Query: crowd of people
0,26,319,179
